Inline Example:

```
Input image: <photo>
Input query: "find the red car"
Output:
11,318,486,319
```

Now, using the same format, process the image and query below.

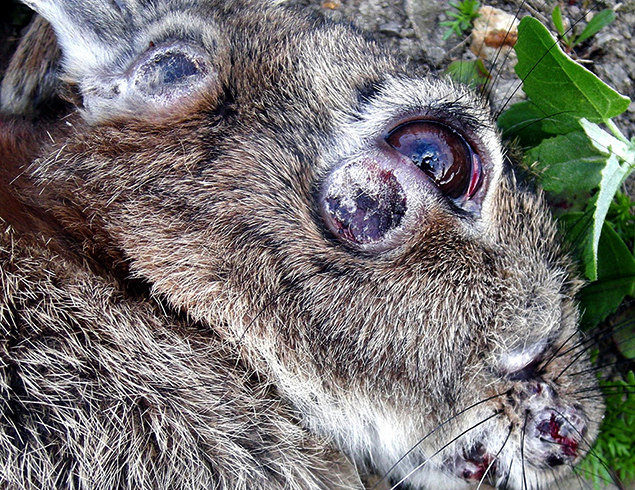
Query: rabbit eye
138,52,201,87
132,45,211,99
386,121,481,200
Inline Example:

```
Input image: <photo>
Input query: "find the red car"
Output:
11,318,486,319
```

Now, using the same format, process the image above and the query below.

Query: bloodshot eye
386,121,481,199
320,120,485,251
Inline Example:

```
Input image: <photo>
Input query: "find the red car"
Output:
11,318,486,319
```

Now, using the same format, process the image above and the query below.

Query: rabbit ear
22,0,222,123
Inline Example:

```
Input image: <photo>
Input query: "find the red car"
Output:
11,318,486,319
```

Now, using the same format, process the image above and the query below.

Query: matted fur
1,1,603,489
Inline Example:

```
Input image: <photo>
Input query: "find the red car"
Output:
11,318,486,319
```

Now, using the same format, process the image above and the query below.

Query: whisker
568,463,597,490
372,390,510,489
480,0,531,100
573,461,623,489
599,382,635,391
214,291,286,405
475,425,513,490
520,412,529,490
501,457,514,490
571,382,635,395
568,357,634,377
237,292,282,345
578,389,635,401
539,313,585,372
388,411,501,490
499,109,575,147
554,342,598,382
576,393,631,402
551,315,634,381
562,211,594,256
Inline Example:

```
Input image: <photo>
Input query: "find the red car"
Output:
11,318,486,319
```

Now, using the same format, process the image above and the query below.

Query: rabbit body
0,1,603,489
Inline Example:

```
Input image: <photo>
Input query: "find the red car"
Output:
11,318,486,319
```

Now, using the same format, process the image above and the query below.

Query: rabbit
0,0,604,489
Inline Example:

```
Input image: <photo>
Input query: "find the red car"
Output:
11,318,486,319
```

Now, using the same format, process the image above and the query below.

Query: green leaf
457,0,480,16
441,0,481,39
526,131,605,193
591,153,625,278
444,59,490,88
441,25,457,40
576,9,616,46
607,191,635,247
551,5,565,36
497,101,553,148
580,118,635,278
576,221,635,327
513,17,630,134
579,118,635,165
612,308,635,359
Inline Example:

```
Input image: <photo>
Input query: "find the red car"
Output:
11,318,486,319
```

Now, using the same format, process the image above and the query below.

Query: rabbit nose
528,406,587,466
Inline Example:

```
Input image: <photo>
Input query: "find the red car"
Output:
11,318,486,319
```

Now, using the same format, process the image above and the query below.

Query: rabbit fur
0,0,603,489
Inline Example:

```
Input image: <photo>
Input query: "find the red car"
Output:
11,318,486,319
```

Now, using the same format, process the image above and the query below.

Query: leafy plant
443,59,491,88
496,16,635,328
440,0,481,40
552,5,616,53
577,371,635,485
495,15,635,486
607,191,635,251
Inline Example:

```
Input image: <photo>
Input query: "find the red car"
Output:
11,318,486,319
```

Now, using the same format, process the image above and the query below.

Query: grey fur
0,1,603,489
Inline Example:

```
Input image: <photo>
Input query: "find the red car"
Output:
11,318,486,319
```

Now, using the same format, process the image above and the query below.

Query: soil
290,0,635,139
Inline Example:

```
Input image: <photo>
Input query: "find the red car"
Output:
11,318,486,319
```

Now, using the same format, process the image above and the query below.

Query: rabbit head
3,0,603,488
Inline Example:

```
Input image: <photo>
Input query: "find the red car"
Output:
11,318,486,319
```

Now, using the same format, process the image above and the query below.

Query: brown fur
1,15,63,117
1,1,602,489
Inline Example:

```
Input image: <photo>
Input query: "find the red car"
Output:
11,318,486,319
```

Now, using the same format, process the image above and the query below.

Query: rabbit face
4,0,602,488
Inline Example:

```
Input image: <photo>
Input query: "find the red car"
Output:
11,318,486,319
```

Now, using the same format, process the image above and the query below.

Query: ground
291,0,635,138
